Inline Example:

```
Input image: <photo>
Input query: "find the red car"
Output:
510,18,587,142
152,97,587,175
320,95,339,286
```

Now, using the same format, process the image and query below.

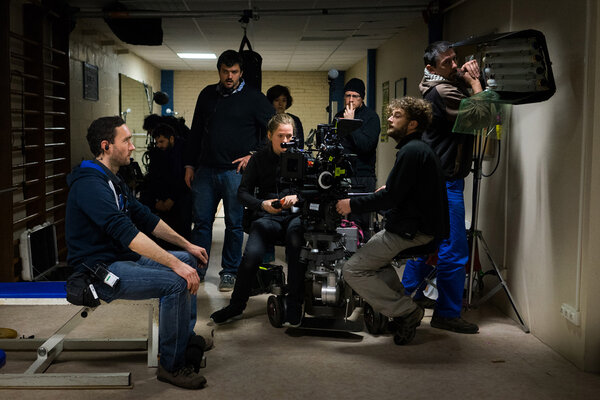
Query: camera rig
267,118,368,330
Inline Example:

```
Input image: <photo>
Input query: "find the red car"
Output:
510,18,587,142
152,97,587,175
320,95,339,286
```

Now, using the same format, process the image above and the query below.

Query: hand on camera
280,195,298,209
336,198,351,216
263,199,282,214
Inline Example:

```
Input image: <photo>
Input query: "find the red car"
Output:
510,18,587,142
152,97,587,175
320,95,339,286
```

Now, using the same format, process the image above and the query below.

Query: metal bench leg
25,306,94,374
147,299,159,367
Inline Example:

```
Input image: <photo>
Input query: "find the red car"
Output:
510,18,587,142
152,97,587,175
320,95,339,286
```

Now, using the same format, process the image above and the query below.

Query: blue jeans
402,179,469,318
191,166,244,278
93,251,199,372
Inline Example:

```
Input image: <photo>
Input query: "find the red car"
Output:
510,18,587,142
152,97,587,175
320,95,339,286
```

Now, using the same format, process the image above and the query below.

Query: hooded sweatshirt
66,160,160,270
419,77,474,180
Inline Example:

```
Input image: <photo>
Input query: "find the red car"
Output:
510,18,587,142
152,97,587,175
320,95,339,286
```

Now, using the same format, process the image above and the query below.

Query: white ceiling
69,0,433,71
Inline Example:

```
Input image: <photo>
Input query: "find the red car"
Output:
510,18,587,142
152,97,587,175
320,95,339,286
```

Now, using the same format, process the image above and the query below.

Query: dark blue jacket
66,160,160,270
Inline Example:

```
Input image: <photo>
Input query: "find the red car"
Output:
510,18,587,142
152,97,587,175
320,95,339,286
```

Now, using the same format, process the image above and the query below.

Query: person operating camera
210,113,305,327
336,97,449,342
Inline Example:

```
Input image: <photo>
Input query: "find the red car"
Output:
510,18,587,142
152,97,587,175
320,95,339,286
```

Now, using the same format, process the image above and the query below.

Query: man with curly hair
336,97,449,341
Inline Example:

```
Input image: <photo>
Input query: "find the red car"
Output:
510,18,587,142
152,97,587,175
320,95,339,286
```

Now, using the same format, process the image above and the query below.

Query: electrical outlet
560,303,581,326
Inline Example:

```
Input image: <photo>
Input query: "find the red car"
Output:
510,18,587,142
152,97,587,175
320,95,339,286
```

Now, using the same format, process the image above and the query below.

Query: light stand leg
475,233,529,333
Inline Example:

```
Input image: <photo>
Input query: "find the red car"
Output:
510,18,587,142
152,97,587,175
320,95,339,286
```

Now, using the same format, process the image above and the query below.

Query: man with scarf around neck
401,41,483,334
336,97,449,343
184,50,275,291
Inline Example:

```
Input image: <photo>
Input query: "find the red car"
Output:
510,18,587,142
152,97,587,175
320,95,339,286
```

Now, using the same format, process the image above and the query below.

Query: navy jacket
66,160,160,270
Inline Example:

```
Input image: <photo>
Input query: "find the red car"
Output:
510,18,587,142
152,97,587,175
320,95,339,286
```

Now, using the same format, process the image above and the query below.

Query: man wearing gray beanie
334,78,380,237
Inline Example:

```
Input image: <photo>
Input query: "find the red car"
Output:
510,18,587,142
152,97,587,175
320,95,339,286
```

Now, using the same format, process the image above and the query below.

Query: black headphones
104,143,109,151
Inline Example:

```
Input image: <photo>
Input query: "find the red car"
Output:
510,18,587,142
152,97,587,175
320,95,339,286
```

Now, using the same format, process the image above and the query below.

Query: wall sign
83,62,99,101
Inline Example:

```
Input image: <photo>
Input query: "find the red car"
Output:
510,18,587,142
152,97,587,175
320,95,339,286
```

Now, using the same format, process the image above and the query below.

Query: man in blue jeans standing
402,41,482,334
66,116,209,389
184,50,275,291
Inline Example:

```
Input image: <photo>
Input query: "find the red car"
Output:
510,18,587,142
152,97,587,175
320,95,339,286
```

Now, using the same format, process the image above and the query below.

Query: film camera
266,118,371,331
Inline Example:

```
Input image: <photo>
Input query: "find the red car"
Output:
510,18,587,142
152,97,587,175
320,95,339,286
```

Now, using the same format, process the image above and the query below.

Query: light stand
466,122,529,333
454,91,529,333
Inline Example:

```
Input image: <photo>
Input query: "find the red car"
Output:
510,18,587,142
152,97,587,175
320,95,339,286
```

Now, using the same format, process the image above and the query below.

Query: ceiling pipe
75,5,427,19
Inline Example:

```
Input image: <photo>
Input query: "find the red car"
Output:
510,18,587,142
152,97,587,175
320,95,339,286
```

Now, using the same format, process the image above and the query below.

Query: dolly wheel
267,295,285,328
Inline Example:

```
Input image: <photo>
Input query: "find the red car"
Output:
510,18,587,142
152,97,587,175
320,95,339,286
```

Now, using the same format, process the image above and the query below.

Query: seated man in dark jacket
336,97,449,341
210,113,305,326
66,116,209,389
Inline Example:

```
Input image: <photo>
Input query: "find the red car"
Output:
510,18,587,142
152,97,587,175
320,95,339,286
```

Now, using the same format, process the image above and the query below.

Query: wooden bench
0,281,158,389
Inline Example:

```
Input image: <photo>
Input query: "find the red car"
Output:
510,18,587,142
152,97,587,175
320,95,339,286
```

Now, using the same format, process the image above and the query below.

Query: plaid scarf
423,68,446,82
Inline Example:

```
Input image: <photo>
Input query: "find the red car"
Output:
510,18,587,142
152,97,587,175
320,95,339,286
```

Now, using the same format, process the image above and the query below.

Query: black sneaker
157,364,207,390
218,273,236,292
390,306,425,332
414,297,437,310
185,334,214,373
210,304,244,324
431,314,479,334
283,302,303,328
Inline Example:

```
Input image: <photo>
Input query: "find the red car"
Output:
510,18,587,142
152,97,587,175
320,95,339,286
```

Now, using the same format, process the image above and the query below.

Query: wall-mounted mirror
119,73,153,168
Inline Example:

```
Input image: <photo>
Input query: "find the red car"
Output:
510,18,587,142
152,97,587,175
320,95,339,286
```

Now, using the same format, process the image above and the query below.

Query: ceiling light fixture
177,53,216,59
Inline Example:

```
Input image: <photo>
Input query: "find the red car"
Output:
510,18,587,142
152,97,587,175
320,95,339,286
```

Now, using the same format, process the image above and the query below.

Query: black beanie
344,78,365,99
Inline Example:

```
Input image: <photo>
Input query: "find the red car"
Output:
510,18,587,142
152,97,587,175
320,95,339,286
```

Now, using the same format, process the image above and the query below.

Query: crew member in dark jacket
140,123,192,244
210,113,305,327
334,78,380,235
336,97,448,342
402,41,483,334
183,50,275,291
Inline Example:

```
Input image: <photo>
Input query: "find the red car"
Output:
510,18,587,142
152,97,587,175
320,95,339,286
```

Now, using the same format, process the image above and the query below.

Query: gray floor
2,217,600,399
